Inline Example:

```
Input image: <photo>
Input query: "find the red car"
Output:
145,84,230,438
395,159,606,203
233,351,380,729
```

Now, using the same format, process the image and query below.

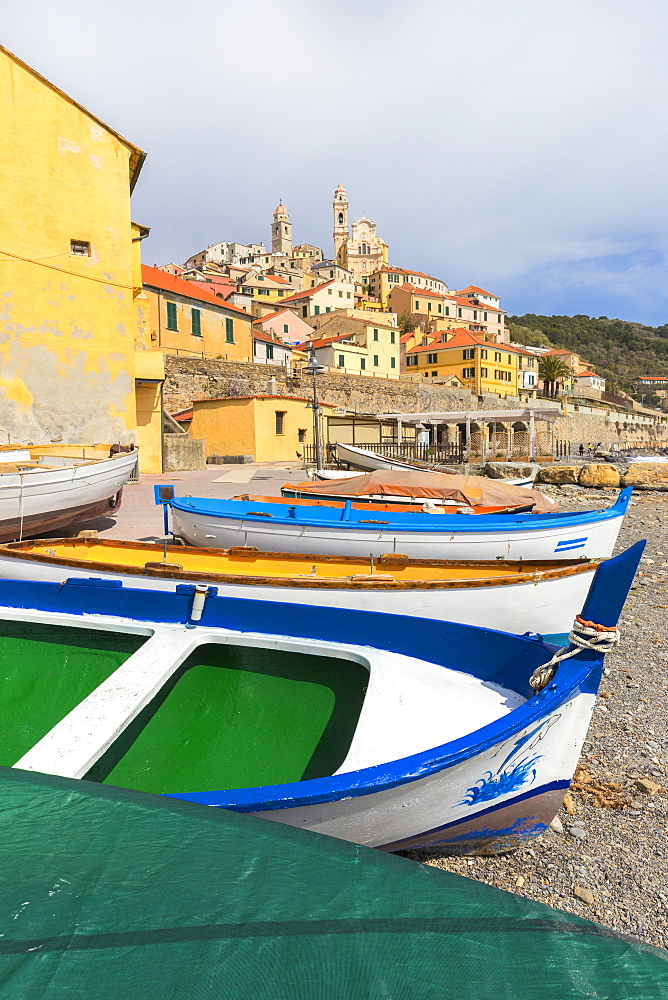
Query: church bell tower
333,183,349,261
272,201,292,254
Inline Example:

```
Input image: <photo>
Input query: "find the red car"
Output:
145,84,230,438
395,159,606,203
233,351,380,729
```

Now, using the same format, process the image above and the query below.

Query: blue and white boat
2,541,642,854
161,486,632,561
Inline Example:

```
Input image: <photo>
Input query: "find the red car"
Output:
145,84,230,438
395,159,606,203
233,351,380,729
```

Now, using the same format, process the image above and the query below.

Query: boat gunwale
0,538,598,591
0,593,600,813
169,488,631,534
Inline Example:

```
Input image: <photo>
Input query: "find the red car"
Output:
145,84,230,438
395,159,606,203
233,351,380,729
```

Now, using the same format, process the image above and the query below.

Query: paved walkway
80,463,308,542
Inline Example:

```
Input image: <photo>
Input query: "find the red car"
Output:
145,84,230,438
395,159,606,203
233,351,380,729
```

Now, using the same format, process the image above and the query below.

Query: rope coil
529,615,620,692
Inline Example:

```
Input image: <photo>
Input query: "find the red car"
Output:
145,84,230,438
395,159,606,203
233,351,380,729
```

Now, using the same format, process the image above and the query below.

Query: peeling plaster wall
0,50,140,448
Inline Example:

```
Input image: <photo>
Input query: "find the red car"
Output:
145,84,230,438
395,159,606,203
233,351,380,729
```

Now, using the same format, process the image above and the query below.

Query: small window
275,411,286,435
360,358,366,370
407,356,418,367
225,317,234,343
428,302,432,312
325,307,331,313
166,302,178,331
483,311,488,320
373,329,379,341
298,428,307,443
437,304,442,313
481,349,488,359
390,331,396,344
328,288,332,295
462,367,475,378
339,291,343,297
481,367,488,377
415,300,420,309
346,292,351,298
463,348,474,360
191,308,201,337
457,308,462,318
314,306,320,315
70,239,90,256
391,357,396,368
445,306,450,316
431,371,437,377
494,352,501,362
373,355,379,366
427,353,437,364
266,343,274,360
302,306,308,317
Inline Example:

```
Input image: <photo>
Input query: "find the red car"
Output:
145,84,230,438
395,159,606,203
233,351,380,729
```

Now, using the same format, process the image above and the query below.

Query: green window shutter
225,317,234,343
373,355,379,367
391,357,396,368
338,354,345,367
390,331,395,343
314,305,320,315
191,308,201,337
302,306,308,317
283,324,289,333
360,358,366,370
266,343,274,360
166,302,178,331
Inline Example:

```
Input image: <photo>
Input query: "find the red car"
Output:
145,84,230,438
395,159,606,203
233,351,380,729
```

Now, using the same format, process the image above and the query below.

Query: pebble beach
407,485,668,952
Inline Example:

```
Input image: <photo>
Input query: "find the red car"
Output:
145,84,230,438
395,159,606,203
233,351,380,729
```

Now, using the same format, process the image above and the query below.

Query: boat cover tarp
0,766,665,999
289,469,560,514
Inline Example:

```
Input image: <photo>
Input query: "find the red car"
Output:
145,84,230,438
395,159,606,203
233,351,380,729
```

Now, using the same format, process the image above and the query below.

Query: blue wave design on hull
460,755,541,805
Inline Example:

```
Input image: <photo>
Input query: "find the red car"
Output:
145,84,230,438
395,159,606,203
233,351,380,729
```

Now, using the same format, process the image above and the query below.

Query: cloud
3,0,668,323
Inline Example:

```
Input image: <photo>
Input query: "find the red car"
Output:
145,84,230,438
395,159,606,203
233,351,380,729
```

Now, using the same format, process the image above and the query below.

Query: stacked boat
0,456,643,858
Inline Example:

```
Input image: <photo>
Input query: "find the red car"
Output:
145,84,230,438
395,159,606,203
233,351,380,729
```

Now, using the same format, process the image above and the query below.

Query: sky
3,0,668,325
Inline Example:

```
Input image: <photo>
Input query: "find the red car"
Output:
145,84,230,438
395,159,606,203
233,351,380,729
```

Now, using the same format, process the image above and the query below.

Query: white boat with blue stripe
2,542,642,853
162,487,632,561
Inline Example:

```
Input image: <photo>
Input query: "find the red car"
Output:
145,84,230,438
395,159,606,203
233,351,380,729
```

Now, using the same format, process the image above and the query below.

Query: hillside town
3,25,668,985
3,43,666,476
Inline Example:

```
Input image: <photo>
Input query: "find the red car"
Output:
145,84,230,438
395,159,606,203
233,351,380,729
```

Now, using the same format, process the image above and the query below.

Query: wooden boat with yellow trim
0,444,137,543
0,536,602,642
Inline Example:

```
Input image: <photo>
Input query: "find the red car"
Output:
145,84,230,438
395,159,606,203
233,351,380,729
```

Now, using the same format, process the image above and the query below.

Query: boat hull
0,543,597,640
0,449,136,542
0,543,642,854
170,498,627,561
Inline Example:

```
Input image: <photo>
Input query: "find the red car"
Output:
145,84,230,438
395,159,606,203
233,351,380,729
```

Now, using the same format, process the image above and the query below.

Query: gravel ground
405,485,668,952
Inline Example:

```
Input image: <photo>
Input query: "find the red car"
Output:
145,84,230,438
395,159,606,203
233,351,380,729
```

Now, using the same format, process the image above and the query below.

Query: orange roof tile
142,265,249,316
576,371,601,378
253,329,292,347
279,280,335,303
377,265,445,284
295,332,360,350
458,285,498,298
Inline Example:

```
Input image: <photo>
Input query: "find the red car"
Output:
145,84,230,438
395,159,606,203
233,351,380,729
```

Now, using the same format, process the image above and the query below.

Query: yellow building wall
0,47,165,469
187,399,255,459
252,398,320,462
411,346,519,398
139,288,253,361
186,397,334,462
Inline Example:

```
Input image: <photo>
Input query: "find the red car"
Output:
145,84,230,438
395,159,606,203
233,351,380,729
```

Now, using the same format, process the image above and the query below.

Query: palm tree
538,356,571,397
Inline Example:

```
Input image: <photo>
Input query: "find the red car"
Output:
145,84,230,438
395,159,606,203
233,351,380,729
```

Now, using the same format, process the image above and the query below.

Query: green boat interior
0,622,368,794
87,644,368,793
0,621,146,763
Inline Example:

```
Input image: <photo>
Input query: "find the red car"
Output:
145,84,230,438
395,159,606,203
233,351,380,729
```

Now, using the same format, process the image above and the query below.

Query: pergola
378,407,562,461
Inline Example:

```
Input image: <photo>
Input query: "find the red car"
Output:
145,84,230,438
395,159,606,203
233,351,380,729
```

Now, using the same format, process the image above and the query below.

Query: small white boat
336,441,536,487
0,445,137,542
0,541,642,853
0,537,602,642
163,489,630,561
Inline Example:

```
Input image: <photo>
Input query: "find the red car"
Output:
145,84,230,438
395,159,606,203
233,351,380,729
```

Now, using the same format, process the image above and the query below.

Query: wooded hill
506,314,668,392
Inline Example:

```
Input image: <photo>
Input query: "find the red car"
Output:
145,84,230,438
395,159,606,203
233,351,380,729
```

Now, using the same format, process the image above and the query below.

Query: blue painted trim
377,779,570,849
166,664,600,812
169,487,631,536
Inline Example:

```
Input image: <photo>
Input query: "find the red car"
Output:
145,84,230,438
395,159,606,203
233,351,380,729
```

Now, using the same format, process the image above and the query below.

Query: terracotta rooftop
279,280,335,303
458,285,498,298
142,266,249,316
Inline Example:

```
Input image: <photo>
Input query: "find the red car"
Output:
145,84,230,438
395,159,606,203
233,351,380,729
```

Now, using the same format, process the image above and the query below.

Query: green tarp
0,766,665,998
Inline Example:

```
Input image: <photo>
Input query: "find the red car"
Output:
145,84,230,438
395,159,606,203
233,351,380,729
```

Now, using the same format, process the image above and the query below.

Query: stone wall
163,356,668,450
163,433,206,471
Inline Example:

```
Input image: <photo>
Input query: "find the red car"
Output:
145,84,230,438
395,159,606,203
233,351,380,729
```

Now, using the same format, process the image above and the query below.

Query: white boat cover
288,469,560,514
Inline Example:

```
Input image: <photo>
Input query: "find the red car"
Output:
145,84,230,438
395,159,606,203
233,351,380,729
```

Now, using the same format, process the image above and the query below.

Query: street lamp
304,348,325,470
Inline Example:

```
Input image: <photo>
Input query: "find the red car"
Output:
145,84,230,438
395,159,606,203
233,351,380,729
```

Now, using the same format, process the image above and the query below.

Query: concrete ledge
163,434,206,471
208,454,254,465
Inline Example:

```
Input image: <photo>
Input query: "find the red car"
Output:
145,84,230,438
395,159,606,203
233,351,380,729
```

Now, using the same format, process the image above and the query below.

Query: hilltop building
332,184,389,286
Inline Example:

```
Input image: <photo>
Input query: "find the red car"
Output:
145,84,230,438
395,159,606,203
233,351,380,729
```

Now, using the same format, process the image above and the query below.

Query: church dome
273,202,288,219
